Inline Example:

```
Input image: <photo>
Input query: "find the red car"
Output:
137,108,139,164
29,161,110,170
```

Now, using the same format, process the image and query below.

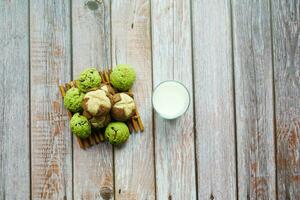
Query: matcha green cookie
70,113,91,139
110,64,136,91
105,122,130,145
76,68,102,92
63,87,84,113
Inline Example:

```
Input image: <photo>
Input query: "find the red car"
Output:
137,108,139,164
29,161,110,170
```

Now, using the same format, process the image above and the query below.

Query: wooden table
1,0,299,199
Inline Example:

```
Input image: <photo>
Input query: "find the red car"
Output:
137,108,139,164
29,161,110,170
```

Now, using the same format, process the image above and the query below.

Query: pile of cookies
59,64,144,149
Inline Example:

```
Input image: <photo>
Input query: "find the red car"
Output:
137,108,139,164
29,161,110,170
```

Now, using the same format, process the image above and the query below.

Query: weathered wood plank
232,0,276,199
30,0,73,199
151,0,197,199
0,0,30,199
111,0,155,199
191,0,236,199
271,0,300,199
72,0,114,199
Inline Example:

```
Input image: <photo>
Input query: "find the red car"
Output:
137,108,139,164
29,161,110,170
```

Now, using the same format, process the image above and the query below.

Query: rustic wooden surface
151,0,197,199
111,1,156,199
232,0,276,199
30,0,73,199
192,0,237,199
272,0,300,199
0,0,30,199
0,0,299,199
72,0,114,199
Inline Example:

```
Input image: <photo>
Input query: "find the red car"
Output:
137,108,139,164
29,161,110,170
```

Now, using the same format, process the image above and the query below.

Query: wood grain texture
271,0,300,199
232,0,277,199
0,0,30,199
111,0,155,199
191,0,237,199
72,0,114,199
151,0,197,199
30,0,73,199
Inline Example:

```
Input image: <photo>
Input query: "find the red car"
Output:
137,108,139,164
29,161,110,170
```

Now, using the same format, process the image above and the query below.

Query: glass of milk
152,80,190,119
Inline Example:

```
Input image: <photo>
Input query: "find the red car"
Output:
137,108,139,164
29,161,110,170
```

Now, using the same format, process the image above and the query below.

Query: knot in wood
85,0,102,10
100,186,113,200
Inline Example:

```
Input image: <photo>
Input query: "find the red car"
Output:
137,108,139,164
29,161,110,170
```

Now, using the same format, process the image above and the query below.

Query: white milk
152,81,190,119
